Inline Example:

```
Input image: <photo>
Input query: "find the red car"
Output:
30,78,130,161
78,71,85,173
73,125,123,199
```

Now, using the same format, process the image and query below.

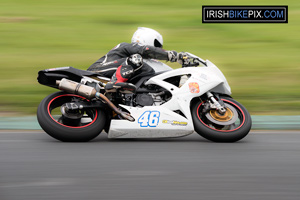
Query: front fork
205,92,226,114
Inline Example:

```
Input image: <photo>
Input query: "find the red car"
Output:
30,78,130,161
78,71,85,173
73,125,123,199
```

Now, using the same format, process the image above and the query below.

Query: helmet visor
154,39,163,48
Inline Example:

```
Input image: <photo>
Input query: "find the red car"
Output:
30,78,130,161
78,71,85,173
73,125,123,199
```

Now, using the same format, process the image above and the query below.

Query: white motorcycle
37,53,252,142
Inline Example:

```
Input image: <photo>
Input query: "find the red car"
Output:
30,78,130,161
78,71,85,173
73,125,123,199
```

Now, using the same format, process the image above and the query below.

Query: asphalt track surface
1,131,300,200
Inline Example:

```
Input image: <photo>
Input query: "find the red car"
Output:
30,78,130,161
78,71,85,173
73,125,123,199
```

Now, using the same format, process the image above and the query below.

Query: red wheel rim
196,99,245,132
47,94,98,129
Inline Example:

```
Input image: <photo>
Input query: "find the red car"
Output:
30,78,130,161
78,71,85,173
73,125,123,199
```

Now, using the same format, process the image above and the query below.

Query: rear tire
37,91,106,142
191,96,252,142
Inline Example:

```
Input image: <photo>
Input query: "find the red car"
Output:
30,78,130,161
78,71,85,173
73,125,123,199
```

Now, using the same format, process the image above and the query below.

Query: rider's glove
176,52,188,65
167,51,178,62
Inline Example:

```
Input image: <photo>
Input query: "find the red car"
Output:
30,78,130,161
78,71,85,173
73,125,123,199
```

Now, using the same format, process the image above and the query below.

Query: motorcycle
37,53,252,142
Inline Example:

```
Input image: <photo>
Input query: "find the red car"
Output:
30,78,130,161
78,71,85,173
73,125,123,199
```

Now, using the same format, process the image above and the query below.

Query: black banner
202,6,288,23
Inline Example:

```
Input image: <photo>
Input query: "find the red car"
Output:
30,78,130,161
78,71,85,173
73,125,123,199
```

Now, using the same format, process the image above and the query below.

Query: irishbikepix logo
202,6,288,23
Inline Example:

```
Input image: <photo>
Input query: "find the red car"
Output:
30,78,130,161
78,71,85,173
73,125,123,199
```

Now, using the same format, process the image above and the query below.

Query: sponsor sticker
162,120,188,126
189,82,200,93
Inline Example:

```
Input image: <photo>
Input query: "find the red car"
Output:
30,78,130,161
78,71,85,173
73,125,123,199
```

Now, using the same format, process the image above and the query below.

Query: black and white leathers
87,42,170,78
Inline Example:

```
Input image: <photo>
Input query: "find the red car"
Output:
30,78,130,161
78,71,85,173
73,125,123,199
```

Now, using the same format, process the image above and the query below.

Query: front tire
37,91,106,142
191,96,252,142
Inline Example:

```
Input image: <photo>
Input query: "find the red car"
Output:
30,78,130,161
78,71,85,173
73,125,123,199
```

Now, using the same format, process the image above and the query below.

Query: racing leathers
87,42,178,87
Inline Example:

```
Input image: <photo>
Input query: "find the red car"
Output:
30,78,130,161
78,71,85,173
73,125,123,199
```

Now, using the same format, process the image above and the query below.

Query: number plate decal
138,111,160,127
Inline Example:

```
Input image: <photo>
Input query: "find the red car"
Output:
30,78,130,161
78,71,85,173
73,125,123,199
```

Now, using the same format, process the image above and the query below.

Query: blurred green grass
0,0,299,115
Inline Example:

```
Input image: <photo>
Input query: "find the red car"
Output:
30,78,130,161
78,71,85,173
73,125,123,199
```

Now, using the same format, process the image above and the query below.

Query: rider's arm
124,43,177,62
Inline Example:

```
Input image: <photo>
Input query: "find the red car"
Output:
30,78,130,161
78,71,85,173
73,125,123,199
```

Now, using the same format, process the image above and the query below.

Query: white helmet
131,27,163,48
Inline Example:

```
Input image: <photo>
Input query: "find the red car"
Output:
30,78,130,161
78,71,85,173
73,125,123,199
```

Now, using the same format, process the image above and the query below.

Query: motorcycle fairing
108,61,231,138
108,105,193,138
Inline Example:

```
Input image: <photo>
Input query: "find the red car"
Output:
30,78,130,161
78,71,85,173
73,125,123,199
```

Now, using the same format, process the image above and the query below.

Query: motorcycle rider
87,27,185,92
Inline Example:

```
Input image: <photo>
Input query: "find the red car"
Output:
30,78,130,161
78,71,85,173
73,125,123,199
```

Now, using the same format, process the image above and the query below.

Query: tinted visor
154,39,163,48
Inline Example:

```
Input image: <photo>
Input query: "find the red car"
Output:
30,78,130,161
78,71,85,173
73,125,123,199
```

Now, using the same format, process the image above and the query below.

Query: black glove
167,51,188,65
176,52,188,65
167,51,178,62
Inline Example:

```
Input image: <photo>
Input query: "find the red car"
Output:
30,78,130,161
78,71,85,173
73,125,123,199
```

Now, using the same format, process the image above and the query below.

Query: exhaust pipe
56,78,97,99
56,78,135,122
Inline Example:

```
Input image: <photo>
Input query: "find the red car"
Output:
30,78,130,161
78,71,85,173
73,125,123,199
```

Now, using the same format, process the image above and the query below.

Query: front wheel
37,91,106,142
191,96,252,142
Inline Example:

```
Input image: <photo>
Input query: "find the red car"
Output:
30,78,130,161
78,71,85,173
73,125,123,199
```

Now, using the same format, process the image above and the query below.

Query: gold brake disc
205,103,239,126
209,108,234,122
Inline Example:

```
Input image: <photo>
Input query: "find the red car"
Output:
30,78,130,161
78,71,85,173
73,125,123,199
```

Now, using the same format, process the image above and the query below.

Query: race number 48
138,111,160,127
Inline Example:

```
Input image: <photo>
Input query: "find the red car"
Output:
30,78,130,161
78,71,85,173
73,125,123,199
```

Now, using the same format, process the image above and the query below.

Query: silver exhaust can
56,78,97,99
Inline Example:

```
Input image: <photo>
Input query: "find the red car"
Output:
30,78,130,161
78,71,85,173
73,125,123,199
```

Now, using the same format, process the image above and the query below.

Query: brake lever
182,57,200,67
193,58,201,63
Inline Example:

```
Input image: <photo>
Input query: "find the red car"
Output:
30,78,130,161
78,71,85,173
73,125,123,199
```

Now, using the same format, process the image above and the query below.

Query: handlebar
181,56,204,68
182,62,200,67
181,52,207,67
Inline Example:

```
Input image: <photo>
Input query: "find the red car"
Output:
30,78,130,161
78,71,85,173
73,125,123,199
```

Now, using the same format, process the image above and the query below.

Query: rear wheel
191,96,252,142
37,91,106,142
